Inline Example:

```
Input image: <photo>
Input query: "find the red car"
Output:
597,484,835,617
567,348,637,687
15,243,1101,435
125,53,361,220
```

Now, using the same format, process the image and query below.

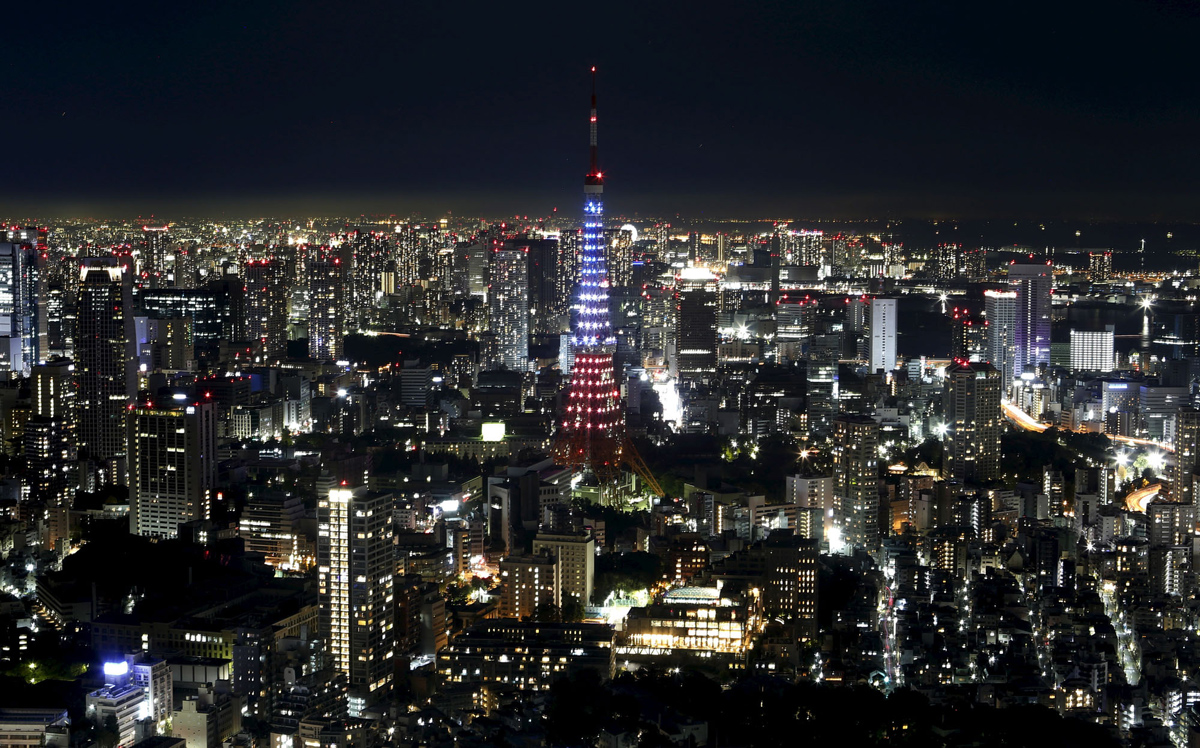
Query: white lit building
489,249,529,372
317,486,395,698
984,289,1018,390
869,298,896,374
1070,326,1114,372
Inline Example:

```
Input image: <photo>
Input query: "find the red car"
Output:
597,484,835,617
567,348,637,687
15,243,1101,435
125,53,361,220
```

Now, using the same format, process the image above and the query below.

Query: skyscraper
675,288,718,380
489,248,529,371
76,259,136,466
27,359,76,549
943,361,1003,484
1008,257,1052,374
949,307,987,361
869,298,897,374
243,259,289,362
142,225,170,289
984,290,1017,389
318,486,395,698
832,415,880,551
0,239,41,373
1172,407,1200,505
129,400,217,538
308,258,343,362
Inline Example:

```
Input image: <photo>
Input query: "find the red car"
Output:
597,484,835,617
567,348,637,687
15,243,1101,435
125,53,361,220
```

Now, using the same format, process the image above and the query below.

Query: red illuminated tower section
554,69,662,500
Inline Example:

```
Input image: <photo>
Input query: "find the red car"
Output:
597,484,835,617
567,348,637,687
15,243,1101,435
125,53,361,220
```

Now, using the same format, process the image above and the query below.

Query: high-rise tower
243,259,289,362
318,485,395,706
832,415,880,552
308,256,344,362
554,69,645,498
943,361,1002,484
489,248,529,371
129,400,217,538
1008,257,1052,375
77,258,136,466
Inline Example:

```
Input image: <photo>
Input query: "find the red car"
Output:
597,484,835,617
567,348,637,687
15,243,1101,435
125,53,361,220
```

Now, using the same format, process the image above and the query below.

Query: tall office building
805,348,839,437
1070,326,1114,372
526,238,562,335
1173,407,1200,505
943,361,1003,484
141,288,223,359
0,239,41,373
308,259,344,362
76,259,136,465
318,486,395,696
832,415,880,551
869,298,897,374
984,290,1018,389
45,284,71,358
675,289,718,380
142,225,171,289
129,401,217,538
949,307,987,361
1008,257,1052,374
243,259,289,362
27,359,76,549
489,248,529,371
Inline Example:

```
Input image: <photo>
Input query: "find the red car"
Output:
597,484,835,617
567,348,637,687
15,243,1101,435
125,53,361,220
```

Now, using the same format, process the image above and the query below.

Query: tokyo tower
554,68,663,501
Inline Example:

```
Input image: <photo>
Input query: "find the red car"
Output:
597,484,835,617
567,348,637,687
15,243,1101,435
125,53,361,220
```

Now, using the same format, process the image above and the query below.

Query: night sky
8,0,1200,219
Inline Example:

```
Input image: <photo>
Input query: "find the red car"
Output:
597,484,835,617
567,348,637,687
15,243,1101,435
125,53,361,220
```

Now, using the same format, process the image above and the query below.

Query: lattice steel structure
554,69,663,501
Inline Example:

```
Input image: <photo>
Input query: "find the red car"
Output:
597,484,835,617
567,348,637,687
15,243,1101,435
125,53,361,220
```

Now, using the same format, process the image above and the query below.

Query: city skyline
1,4,1199,747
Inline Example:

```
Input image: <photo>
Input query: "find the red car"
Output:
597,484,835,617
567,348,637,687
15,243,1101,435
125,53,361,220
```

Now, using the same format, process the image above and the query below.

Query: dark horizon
8,1,1200,220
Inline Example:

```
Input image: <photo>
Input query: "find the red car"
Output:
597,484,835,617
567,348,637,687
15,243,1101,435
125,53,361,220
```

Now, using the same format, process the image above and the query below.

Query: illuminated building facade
142,225,170,289
531,531,595,608
621,583,760,660
869,297,896,374
308,258,343,362
832,415,880,551
1089,250,1112,282
984,289,1017,390
1070,326,1114,373
1172,407,1200,505
499,553,559,620
0,239,40,373
76,258,136,465
943,361,1002,484
318,487,394,696
27,359,76,548
1008,257,1052,374
130,401,217,538
489,248,529,371
243,259,289,361
437,620,614,690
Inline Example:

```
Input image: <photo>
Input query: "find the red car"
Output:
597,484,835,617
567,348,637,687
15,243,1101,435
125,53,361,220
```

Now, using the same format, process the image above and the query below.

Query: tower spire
555,67,665,503
587,66,601,183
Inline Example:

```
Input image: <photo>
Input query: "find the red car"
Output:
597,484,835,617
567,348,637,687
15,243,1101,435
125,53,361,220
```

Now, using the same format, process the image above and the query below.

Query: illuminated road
1002,401,1049,432
1125,483,1163,512
1112,434,1175,454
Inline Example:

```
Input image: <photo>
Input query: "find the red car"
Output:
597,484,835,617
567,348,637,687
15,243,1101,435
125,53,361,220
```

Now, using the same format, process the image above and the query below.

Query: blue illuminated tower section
556,68,624,488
